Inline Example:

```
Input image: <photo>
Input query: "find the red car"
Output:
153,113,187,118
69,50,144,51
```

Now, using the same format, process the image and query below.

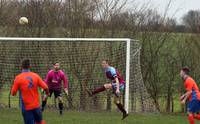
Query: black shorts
49,89,62,98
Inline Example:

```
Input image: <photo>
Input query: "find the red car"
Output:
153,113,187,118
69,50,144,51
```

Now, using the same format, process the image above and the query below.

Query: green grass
0,108,196,124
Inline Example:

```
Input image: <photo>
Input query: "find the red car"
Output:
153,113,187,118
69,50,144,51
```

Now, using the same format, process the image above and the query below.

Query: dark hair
102,59,110,65
22,58,31,69
181,67,190,75
53,62,59,65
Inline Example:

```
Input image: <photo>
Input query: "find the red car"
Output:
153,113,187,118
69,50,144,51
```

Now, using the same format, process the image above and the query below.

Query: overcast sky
134,0,200,24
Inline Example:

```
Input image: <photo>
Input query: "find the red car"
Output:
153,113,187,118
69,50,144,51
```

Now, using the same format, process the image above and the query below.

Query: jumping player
180,67,200,124
41,62,68,115
11,59,49,124
86,60,128,120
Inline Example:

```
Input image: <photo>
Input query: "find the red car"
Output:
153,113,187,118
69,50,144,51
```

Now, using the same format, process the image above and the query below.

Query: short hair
102,59,110,65
53,62,59,65
181,67,190,75
21,58,31,69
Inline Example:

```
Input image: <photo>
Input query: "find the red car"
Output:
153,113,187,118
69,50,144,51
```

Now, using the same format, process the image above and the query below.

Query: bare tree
183,10,200,33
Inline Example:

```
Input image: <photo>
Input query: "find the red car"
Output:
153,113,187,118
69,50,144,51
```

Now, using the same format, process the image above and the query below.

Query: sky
133,0,200,24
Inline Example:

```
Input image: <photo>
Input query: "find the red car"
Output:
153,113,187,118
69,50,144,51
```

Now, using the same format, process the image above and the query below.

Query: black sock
116,103,126,114
42,101,47,111
58,103,63,114
92,86,106,95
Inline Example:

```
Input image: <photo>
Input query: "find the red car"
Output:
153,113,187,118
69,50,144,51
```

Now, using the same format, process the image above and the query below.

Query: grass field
0,108,196,124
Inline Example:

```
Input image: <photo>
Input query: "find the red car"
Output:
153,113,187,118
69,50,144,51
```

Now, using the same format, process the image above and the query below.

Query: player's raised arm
11,77,19,96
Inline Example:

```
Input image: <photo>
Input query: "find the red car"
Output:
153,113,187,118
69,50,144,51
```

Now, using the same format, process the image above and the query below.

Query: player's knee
114,98,120,104
104,84,112,89
43,97,48,101
58,97,63,103
114,100,120,105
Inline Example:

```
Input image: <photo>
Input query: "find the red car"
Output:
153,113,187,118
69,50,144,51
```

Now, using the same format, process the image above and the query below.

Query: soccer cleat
85,87,93,97
121,113,129,120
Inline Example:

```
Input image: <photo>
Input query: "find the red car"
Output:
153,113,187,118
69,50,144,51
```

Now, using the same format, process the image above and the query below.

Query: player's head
53,62,60,71
180,67,190,79
101,60,110,69
21,58,31,70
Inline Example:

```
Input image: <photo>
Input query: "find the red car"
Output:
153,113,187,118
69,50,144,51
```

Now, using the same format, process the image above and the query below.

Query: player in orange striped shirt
11,59,49,124
180,67,200,124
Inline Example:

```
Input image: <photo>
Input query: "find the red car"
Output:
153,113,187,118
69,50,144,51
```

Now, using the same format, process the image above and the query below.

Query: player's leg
187,100,199,124
188,112,195,124
114,96,126,113
194,113,200,120
114,95,128,120
41,97,47,112
22,110,35,124
54,90,64,115
41,89,53,112
58,96,64,115
193,100,200,121
112,83,128,120
32,107,46,124
86,83,112,96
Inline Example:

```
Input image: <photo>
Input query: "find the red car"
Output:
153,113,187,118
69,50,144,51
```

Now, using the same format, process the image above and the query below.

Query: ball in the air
19,17,28,25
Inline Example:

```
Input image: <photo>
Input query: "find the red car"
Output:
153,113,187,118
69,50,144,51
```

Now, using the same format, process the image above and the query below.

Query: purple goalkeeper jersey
45,70,68,90
105,66,125,84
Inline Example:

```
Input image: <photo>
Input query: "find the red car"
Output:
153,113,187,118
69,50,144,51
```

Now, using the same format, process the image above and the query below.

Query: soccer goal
0,37,156,113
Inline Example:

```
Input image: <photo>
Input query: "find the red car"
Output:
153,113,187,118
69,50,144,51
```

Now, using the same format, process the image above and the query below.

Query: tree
183,10,200,33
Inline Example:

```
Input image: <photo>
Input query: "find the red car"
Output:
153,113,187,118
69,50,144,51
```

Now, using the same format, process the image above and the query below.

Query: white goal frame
0,37,133,113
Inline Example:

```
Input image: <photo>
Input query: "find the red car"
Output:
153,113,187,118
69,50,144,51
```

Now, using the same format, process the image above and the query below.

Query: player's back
14,71,44,110
185,77,200,101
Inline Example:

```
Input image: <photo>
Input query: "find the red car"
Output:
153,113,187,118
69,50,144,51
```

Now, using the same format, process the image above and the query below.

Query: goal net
0,37,156,113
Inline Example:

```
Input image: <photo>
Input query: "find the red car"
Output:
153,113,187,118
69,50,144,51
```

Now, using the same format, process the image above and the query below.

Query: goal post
0,37,156,113
125,39,130,113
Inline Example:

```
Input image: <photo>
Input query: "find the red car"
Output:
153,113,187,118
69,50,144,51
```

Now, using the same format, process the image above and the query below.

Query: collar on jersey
22,69,31,73
105,66,111,72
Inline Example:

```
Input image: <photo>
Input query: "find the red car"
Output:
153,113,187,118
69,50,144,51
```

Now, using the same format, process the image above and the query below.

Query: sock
41,120,46,124
41,101,47,111
35,120,46,124
116,103,127,114
194,114,200,120
92,86,106,95
188,114,195,124
58,103,63,114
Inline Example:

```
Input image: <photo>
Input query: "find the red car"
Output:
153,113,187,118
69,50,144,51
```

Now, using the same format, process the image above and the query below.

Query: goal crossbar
0,37,134,42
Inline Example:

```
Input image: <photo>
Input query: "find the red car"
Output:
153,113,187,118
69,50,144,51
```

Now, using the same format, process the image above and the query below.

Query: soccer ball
19,17,28,25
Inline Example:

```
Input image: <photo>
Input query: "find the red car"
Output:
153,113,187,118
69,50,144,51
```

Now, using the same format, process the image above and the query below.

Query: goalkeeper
41,62,69,115
86,60,128,120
